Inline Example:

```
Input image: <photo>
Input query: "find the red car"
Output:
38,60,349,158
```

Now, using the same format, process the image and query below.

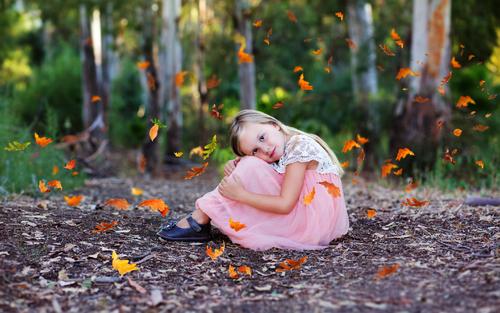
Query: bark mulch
0,168,498,312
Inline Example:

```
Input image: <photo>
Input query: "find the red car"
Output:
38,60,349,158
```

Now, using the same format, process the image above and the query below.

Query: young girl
158,109,349,251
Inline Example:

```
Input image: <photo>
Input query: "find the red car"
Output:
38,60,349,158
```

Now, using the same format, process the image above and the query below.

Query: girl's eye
259,135,265,142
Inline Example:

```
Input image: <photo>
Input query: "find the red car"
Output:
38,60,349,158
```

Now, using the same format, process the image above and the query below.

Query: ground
0,166,498,313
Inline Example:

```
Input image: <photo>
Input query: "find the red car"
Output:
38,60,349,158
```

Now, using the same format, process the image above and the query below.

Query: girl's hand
223,157,241,177
218,174,245,201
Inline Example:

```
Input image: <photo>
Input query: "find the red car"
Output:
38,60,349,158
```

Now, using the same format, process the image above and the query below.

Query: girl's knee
238,156,269,168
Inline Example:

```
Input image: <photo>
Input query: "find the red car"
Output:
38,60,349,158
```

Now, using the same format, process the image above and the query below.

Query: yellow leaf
112,251,139,277
206,242,225,261
131,187,144,196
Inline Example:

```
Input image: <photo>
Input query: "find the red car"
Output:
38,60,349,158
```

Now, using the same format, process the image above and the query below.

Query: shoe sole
157,232,211,242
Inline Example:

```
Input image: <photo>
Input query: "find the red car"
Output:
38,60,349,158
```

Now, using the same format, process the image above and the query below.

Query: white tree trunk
235,0,256,110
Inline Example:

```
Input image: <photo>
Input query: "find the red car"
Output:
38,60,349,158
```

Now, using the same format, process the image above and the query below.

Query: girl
158,109,349,251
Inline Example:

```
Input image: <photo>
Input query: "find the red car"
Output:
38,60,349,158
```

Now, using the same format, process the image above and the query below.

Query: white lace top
271,134,342,175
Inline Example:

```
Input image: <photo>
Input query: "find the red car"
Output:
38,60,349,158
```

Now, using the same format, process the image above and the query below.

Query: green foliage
109,58,145,148
0,99,85,195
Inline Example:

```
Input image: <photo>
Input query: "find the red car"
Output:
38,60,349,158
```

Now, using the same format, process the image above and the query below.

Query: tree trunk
390,0,451,171
347,0,379,172
141,1,161,174
161,0,183,162
235,0,256,110
79,4,106,150
194,0,209,145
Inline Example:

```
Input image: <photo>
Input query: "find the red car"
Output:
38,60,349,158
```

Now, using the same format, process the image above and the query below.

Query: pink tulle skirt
196,156,349,251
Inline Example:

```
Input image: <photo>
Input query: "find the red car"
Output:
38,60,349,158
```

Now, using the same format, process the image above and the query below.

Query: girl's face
238,122,289,163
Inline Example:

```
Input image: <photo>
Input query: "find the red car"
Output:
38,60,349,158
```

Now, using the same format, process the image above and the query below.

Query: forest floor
0,164,499,313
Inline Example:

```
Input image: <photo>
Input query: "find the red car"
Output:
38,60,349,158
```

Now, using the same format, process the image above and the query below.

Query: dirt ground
0,166,499,312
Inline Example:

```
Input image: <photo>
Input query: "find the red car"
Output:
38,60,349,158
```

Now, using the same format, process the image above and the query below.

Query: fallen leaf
93,221,118,233
137,199,169,217
64,195,84,206
276,256,308,272
206,242,225,261
103,198,130,210
345,38,357,49
228,264,239,279
39,180,50,193
367,209,377,219
402,197,429,207
272,101,284,109
174,151,184,157
112,250,138,277
312,48,322,55
414,96,430,103
375,263,400,279
52,165,59,175
238,265,252,276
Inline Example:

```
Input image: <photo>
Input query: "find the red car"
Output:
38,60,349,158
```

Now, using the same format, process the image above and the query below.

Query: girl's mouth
270,147,275,159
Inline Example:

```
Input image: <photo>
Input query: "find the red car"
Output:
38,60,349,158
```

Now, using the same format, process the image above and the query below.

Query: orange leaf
210,104,224,120
367,209,377,219
472,124,489,132
34,133,53,148
390,28,404,48
312,48,322,55
475,160,484,169
104,198,130,210
340,161,349,168
272,101,284,109
324,66,331,73
47,180,62,190
456,95,475,108
253,20,262,28
345,38,357,49
64,159,76,170
93,221,118,233
293,66,303,73
184,162,208,180
52,165,59,176
396,147,415,161
276,256,308,272
149,124,159,141
287,10,297,23
228,264,239,279
479,80,486,87
396,67,419,80
356,134,369,145
318,181,340,198
303,186,316,205
453,129,462,137
298,73,313,91
238,265,252,276
414,96,430,103
206,242,225,261
238,45,253,64
206,74,221,89
335,11,343,21
229,217,246,232
91,95,101,103
450,57,461,69
437,86,445,95
137,199,169,217
378,44,395,56
64,195,84,206
375,263,400,279
440,72,452,85
72,171,79,176
175,71,188,87
39,180,50,193
393,168,403,176
136,61,150,70
381,162,398,178
342,139,361,153
402,197,429,207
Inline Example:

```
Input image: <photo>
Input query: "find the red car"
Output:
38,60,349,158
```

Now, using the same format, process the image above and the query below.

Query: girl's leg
175,206,210,228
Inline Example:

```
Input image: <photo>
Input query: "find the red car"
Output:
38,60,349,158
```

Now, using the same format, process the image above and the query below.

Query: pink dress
196,135,349,251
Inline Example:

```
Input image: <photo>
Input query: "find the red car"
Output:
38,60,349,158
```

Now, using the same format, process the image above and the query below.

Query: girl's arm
239,162,308,214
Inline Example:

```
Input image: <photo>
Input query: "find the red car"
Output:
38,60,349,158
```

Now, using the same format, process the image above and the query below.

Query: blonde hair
229,109,344,176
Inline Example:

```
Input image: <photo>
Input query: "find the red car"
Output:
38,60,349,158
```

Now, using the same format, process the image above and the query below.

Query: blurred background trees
0,0,498,193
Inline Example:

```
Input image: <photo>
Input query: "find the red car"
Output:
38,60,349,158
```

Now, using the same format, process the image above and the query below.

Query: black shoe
157,215,211,242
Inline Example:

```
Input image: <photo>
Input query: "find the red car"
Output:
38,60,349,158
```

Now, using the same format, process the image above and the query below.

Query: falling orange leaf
456,95,475,108
472,124,489,132
443,148,457,165
138,199,170,217
184,162,209,180
414,96,430,103
393,168,403,176
34,133,53,148
303,187,316,205
318,181,340,198
342,139,361,153
287,10,297,23
367,209,377,219
237,44,253,64
210,104,224,120
479,80,486,86
437,86,445,95
345,38,357,49
52,165,59,176
475,160,484,169
206,242,225,261
104,198,130,210
390,28,404,48
64,195,84,206
356,134,369,145
312,48,322,55
450,57,461,69
276,256,308,272
206,74,221,89
378,44,395,56
238,265,252,276
112,250,138,277
340,161,350,168
253,20,262,28
136,61,150,70
189,146,205,158
39,180,50,193
396,147,415,161
93,221,118,233
47,180,62,190
72,171,79,176
402,197,429,207
396,67,419,80
440,72,452,85
453,129,462,137
131,187,144,196
375,263,400,280
175,71,188,87
335,11,344,21
64,159,76,170
272,101,285,109
293,66,303,73
381,162,398,178
298,73,313,91
229,217,246,232
91,95,101,103
149,124,159,141
324,66,331,73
